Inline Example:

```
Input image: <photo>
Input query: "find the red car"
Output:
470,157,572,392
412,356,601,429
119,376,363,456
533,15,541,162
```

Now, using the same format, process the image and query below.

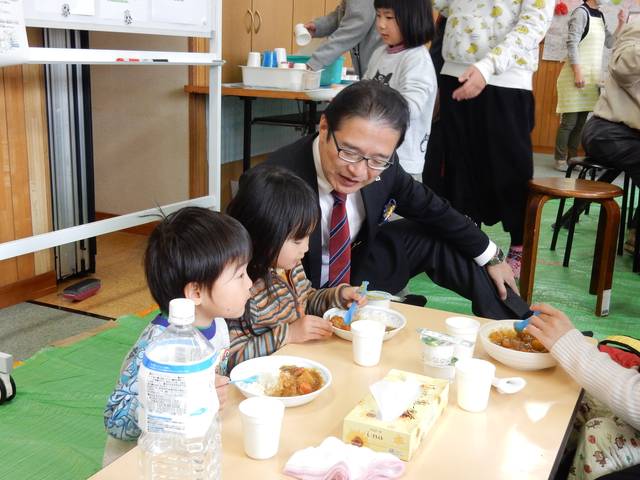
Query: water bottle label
139,354,219,438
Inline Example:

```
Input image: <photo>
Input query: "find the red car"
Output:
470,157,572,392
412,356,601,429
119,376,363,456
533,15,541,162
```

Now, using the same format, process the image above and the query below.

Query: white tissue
369,378,421,422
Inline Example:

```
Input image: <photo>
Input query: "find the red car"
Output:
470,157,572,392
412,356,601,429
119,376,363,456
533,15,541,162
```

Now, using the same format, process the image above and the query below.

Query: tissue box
342,369,448,461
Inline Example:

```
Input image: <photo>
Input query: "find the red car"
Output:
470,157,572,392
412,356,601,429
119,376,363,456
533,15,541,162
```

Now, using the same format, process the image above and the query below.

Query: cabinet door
222,0,253,83
292,0,325,52
251,0,294,55
325,0,341,14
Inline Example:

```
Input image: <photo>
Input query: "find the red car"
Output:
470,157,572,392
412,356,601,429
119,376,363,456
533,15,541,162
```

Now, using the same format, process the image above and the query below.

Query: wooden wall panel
0,35,54,301
531,48,564,154
4,65,36,280
0,72,19,286
22,63,53,275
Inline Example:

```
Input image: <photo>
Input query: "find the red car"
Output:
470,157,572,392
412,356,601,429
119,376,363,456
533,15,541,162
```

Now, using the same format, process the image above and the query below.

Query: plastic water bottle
138,298,222,479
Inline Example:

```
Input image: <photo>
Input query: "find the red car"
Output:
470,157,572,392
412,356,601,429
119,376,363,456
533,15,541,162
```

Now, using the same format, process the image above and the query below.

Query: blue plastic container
287,55,344,86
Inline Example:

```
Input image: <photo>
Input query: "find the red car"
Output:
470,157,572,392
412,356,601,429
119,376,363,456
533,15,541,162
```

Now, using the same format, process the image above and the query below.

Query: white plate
229,355,332,408
323,305,407,342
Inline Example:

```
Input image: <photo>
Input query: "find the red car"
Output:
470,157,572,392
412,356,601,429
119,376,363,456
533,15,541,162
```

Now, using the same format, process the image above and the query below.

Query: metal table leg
242,97,255,172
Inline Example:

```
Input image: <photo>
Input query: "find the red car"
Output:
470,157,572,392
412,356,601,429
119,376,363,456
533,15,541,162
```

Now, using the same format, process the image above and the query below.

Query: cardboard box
342,369,448,461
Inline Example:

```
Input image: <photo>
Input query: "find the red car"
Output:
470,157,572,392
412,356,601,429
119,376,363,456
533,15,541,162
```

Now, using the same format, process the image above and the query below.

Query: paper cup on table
351,320,385,367
238,397,285,460
274,47,287,65
445,316,480,359
246,51,261,67
455,358,495,412
294,23,312,46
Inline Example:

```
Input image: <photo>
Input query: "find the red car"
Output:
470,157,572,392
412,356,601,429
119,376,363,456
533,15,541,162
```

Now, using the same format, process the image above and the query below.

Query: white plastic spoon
492,376,526,394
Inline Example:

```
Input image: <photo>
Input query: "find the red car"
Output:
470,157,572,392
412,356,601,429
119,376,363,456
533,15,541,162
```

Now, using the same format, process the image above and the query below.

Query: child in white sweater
527,303,640,479
363,0,437,176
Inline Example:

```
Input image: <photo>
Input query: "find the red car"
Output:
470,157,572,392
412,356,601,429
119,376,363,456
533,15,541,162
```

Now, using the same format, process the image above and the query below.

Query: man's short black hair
323,80,411,148
144,207,251,314
374,0,435,48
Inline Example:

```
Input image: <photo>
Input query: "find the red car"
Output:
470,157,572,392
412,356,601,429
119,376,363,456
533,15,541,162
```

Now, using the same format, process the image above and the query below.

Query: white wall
89,32,189,215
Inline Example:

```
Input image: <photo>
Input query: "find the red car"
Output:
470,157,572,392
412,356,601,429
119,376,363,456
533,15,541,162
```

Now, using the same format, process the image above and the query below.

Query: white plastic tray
240,66,321,91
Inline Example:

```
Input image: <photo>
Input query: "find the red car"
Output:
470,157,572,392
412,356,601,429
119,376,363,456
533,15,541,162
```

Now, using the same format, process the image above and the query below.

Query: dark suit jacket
266,134,490,289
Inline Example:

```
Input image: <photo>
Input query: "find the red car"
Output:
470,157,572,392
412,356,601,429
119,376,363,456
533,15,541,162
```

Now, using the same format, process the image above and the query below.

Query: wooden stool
521,178,623,316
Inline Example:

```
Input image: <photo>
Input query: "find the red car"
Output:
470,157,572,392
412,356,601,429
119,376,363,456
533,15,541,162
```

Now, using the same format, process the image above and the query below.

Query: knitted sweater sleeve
551,329,640,430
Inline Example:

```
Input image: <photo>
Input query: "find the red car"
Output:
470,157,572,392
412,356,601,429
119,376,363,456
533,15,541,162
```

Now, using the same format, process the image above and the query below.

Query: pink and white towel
283,436,405,480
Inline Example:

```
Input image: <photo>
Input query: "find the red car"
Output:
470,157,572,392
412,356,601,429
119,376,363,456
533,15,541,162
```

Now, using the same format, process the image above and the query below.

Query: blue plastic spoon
229,374,260,385
514,311,539,333
343,281,369,326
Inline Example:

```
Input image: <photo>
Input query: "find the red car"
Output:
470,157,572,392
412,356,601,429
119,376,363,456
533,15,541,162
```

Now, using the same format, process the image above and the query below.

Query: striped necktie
328,190,350,287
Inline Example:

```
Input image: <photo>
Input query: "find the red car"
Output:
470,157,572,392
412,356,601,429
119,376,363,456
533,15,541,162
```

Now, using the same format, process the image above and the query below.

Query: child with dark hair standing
226,164,365,371
363,0,437,177
103,207,253,465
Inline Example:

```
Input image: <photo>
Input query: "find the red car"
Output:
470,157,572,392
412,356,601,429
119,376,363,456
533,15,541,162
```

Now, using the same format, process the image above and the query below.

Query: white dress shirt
313,137,365,287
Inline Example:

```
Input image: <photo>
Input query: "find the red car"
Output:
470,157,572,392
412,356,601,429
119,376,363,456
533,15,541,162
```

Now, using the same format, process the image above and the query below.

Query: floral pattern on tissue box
342,369,449,462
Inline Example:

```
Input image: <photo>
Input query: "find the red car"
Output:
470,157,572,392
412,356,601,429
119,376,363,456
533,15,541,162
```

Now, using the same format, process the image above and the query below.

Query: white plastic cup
274,47,287,65
366,291,391,309
351,320,385,367
238,397,285,459
292,63,307,70
294,23,312,46
455,358,496,412
445,316,480,358
247,51,261,67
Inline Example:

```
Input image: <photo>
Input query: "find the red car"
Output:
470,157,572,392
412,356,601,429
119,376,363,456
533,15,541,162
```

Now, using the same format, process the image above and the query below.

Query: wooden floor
36,232,156,319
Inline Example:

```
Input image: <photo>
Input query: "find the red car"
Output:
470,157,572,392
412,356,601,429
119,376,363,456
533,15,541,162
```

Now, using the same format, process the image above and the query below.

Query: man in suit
266,80,528,319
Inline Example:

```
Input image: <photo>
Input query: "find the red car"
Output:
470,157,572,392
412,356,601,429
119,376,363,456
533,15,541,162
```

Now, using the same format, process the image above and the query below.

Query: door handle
254,10,262,34
245,9,253,34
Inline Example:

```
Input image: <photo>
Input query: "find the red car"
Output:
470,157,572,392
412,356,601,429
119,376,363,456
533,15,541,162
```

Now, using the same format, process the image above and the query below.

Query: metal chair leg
564,198,580,267
618,172,630,255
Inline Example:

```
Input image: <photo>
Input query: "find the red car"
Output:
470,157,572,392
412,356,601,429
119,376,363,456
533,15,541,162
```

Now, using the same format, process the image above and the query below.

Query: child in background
363,0,437,177
554,1,625,172
225,164,365,371
526,304,640,479
102,207,253,466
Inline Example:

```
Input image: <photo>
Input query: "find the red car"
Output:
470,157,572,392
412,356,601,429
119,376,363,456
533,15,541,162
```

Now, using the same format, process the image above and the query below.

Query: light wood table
90,304,582,479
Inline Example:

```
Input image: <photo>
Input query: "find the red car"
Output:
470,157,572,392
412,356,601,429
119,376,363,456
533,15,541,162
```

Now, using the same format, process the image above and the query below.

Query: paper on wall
70,0,95,16
100,0,147,23
0,0,28,67
150,0,207,26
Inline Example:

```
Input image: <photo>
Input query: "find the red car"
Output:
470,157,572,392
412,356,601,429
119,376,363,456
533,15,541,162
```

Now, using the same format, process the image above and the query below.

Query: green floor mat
0,311,154,480
409,198,640,339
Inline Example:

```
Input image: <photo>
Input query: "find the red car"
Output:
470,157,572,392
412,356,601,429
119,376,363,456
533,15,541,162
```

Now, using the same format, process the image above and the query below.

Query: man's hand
339,286,367,309
215,374,229,410
486,261,519,300
524,303,574,351
304,22,317,35
452,66,487,101
287,314,333,343
617,9,626,28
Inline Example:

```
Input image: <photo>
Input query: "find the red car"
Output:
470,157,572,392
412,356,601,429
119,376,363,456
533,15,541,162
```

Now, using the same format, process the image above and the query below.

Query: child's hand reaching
525,303,575,351
287,314,333,343
215,374,229,410
339,286,367,309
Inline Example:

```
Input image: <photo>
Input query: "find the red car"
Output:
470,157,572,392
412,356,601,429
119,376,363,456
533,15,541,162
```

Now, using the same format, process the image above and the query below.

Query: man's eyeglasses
330,131,394,171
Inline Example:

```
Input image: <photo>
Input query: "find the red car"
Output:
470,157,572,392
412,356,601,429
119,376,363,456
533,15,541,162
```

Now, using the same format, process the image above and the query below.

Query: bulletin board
22,0,213,37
